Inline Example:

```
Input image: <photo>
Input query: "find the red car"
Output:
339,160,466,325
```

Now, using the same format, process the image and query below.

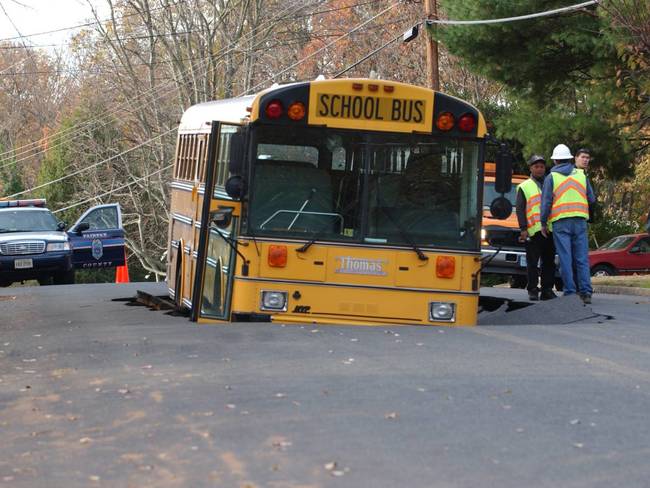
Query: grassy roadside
592,275,650,289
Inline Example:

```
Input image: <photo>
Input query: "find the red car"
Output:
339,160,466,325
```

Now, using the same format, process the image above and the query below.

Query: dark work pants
525,231,556,292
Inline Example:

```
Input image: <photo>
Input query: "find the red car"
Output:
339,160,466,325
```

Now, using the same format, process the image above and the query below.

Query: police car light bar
0,198,47,208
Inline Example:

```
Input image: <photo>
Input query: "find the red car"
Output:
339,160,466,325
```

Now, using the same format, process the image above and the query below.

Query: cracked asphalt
1,283,649,487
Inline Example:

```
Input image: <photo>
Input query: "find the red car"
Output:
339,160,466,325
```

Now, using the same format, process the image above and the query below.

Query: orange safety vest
517,178,543,235
549,170,589,223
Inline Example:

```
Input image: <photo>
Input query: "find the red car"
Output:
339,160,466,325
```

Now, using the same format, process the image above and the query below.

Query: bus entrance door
197,211,237,319
191,122,241,322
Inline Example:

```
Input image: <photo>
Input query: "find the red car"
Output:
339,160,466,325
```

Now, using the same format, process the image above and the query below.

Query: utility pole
424,0,440,91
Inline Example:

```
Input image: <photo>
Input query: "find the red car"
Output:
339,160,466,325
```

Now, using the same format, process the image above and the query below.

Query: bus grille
0,241,46,255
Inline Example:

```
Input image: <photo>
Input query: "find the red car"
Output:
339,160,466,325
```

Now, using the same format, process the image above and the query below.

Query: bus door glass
195,123,241,320
200,212,237,319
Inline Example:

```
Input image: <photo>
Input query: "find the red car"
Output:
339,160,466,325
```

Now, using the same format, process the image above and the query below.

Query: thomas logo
335,256,387,276
91,239,104,260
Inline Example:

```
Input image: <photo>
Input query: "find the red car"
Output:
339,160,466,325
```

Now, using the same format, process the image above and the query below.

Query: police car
0,199,125,287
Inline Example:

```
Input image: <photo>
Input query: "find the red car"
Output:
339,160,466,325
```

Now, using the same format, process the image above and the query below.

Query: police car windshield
0,210,58,233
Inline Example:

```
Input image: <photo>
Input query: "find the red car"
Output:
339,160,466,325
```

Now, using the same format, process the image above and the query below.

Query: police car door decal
68,204,126,269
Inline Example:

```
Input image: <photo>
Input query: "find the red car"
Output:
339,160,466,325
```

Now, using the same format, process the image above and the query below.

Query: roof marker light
436,112,455,131
287,102,306,121
352,83,363,91
458,113,477,132
265,99,284,119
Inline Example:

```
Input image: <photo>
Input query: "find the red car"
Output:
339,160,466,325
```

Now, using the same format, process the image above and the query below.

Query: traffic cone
115,249,130,283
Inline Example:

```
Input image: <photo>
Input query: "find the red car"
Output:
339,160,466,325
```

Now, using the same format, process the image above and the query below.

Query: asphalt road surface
1,283,650,487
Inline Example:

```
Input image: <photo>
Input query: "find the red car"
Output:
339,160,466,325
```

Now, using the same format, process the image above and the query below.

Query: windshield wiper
376,203,428,261
296,197,359,253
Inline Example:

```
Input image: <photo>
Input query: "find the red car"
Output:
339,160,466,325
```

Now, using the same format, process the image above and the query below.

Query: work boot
540,289,557,301
528,290,539,301
580,293,592,304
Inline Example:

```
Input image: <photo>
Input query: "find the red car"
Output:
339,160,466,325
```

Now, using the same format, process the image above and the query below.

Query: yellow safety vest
549,170,589,223
517,178,543,236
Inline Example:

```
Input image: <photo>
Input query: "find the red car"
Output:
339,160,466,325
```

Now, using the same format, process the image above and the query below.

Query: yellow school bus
167,78,512,326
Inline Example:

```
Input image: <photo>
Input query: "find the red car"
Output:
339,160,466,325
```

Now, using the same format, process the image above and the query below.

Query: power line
0,0,384,50
243,1,400,95
0,1,402,169
334,26,409,78
0,17,413,78
426,0,598,26
5,131,172,199
0,0,188,42
52,164,173,214
0,0,319,166
6,1,401,199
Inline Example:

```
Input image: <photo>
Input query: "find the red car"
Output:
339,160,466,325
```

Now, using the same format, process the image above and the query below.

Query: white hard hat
551,144,573,160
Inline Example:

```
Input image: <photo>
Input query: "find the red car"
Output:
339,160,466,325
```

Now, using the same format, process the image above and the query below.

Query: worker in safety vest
574,148,599,223
540,144,596,304
516,155,557,301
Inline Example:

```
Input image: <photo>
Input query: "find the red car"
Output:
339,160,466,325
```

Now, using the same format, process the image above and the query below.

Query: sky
0,0,110,51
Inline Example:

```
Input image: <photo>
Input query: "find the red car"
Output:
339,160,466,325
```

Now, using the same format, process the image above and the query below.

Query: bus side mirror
228,132,245,175
490,196,512,220
212,207,234,229
495,144,513,194
225,175,246,200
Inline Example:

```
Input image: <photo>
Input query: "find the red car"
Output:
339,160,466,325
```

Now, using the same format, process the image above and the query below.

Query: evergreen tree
437,0,642,177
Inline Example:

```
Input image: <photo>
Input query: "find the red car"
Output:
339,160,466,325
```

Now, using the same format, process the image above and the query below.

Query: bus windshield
247,126,481,250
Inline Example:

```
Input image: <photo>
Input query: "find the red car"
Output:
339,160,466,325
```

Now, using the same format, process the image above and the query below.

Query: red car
589,233,650,276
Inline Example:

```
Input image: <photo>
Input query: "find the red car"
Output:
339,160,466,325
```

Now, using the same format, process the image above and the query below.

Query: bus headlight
480,229,487,241
46,242,70,252
261,291,288,311
429,302,456,322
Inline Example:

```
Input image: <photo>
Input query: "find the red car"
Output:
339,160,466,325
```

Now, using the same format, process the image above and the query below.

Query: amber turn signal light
436,256,455,279
436,112,455,131
268,245,288,267
287,102,306,121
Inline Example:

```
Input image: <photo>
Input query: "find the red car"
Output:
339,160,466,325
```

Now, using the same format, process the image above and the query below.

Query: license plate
519,256,527,267
14,258,33,269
